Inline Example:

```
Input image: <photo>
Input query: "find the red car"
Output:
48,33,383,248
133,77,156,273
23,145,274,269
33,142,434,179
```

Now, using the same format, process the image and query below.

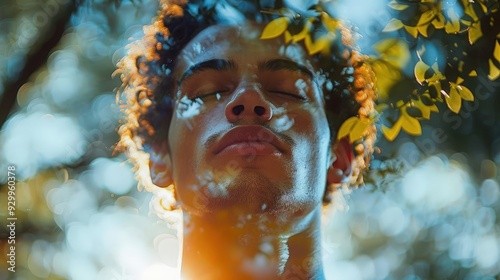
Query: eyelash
189,90,227,101
187,90,306,102
269,90,307,100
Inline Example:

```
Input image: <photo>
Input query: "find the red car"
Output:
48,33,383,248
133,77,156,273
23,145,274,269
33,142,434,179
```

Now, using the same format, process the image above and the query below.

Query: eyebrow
177,58,314,86
178,59,236,85
258,58,314,78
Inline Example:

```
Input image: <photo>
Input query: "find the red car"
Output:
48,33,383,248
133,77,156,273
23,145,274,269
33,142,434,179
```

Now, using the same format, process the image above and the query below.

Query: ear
149,142,174,188
327,138,354,185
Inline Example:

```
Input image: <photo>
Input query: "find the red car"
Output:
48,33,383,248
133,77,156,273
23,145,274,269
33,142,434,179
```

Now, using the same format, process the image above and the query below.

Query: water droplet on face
271,106,295,132
295,78,308,96
176,95,204,119
326,80,333,91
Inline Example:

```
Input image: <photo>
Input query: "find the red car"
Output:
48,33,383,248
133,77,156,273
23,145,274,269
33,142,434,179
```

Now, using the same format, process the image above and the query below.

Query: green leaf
383,18,404,32
260,17,290,39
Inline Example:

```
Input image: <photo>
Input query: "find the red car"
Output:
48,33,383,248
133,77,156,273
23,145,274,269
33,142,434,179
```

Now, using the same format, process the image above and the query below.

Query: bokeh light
0,0,499,279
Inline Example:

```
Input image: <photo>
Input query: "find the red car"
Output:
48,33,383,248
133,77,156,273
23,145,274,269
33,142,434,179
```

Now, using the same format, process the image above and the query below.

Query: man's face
167,25,332,224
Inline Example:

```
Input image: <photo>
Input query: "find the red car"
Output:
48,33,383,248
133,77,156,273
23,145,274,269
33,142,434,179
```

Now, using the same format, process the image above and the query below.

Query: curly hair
115,0,377,212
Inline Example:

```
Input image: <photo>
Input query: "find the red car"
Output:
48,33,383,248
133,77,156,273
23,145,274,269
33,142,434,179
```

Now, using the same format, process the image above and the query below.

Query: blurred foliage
0,0,499,279
261,0,500,143
375,0,500,143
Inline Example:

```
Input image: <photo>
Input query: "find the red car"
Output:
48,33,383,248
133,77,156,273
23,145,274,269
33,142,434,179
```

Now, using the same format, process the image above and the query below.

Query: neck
179,206,325,280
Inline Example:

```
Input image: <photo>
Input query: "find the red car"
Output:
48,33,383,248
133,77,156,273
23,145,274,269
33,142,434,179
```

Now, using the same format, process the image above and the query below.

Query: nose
225,85,273,123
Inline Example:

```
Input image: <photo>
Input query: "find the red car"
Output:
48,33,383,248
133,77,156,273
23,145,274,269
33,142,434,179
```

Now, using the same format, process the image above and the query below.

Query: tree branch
0,0,78,129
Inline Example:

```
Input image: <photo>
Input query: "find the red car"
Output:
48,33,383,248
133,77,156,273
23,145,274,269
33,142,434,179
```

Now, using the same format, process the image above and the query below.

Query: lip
214,125,285,156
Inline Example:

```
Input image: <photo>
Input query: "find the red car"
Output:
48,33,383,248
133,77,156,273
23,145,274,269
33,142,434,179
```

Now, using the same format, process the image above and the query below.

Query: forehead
174,25,314,75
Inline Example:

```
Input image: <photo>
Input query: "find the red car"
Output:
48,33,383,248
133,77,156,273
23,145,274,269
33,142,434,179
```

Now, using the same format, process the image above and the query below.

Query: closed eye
189,90,229,101
269,90,307,100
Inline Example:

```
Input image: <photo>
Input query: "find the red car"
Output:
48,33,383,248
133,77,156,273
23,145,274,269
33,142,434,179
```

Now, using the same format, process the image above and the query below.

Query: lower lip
218,142,282,156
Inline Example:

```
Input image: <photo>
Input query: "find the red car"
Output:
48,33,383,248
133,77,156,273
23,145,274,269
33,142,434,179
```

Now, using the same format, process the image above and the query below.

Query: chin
206,172,287,212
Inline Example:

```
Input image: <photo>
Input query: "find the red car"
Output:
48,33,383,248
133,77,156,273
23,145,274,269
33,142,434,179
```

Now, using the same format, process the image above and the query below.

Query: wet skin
169,25,332,222
161,25,336,279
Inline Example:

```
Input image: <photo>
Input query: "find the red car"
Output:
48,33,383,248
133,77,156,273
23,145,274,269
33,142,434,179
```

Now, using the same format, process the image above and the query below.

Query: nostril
254,106,266,116
232,105,244,115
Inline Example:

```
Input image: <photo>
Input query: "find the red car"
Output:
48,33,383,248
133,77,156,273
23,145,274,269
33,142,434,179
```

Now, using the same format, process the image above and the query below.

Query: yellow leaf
284,31,292,43
372,38,410,69
488,59,500,80
260,17,289,39
431,61,440,73
429,81,444,102
413,102,431,119
382,119,402,142
337,116,358,140
463,4,478,22
376,103,389,112
413,95,438,119
404,25,418,38
432,13,445,29
414,60,430,84
370,59,401,99
468,22,482,44
494,40,500,62
445,9,461,33
401,110,422,136
469,70,478,76
383,18,404,32
478,1,488,13
446,86,462,113
418,10,435,26
305,35,330,55
457,85,474,101
418,24,429,37
349,118,371,142
321,12,338,31
445,20,460,33
388,0,409,10
291,20,312,42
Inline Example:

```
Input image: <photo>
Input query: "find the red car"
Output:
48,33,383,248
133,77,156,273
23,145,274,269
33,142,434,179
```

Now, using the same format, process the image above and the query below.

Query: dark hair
116,0,377,207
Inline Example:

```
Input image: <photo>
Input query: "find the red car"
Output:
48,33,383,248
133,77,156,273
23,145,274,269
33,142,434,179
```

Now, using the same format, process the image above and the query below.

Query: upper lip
213,125,285,154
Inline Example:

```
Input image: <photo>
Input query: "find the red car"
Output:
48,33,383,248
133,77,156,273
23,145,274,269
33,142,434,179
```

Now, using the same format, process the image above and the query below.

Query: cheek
290,108,331,178
167,102,225,176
